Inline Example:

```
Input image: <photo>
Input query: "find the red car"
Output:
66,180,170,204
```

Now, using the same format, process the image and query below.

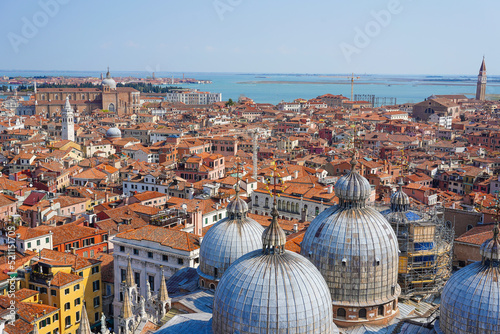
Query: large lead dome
212,198,338,334
197,185,264,289
301,156,400,326
436,224,500,334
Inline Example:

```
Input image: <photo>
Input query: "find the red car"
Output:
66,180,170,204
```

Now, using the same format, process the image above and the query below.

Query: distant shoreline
236,80,489,87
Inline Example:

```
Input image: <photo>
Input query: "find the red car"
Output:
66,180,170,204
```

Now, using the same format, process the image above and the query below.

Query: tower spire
77,304,92,334
125,255,135,286
476,57,487,101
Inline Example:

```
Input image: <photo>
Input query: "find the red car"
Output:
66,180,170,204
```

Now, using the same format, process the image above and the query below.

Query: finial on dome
350,151,358,171
106,66,110,78
262,163,286,255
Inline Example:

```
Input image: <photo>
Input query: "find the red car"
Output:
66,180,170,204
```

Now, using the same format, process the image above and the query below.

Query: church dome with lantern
300,154,400,326
102,68,117,89
436,223,500,334
212,194,338,333
197,183,264,289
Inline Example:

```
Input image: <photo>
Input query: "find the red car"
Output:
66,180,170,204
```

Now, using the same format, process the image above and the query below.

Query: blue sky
0,0,498,75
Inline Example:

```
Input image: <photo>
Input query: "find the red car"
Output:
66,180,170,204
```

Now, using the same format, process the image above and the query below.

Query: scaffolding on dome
380,202,454,298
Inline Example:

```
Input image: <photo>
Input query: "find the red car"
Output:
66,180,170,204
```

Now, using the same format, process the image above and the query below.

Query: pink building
0,194,18,222
175,152,225,182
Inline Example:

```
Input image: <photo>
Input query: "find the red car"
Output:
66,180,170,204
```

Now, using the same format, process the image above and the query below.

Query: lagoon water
2,71,500,104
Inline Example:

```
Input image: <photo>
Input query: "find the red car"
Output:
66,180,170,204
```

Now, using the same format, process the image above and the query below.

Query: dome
437,225,500,334
197,186,264,284
301,155,400,326
212,198,338,334
106,127,122,139
102,68,116,89
334,157,371,207
390,180,410,212
225,185,248,215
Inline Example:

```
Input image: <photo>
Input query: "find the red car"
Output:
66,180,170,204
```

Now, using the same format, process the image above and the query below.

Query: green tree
226,98,235,107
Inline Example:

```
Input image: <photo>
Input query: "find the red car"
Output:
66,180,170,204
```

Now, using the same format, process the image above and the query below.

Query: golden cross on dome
347,122,362,157
233,157,243,195
397,146,409,180
264,162,282,204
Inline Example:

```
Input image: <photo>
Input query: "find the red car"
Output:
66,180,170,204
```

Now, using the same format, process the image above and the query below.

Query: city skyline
1,0,499,75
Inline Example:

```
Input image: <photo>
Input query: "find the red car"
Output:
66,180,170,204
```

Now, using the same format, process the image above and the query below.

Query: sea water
2,71,500,105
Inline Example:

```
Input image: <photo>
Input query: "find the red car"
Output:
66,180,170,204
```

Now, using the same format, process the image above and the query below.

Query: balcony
30,271,53,284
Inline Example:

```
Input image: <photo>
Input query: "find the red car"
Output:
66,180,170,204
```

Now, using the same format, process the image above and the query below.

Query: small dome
106,127,121,139
437,225,500,334
102,68,116,89
480,225,500,261
334,157,371,207
225,185,248,216
197,187,264,282
390,181,410,212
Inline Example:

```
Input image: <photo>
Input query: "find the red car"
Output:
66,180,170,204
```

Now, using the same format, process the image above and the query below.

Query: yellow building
19,249,103,333
0,289,60,334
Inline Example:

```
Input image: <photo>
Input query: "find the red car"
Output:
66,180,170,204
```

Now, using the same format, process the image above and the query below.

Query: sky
0,0,498,75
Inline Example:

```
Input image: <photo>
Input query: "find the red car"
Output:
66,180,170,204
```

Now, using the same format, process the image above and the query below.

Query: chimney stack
327,184,333,194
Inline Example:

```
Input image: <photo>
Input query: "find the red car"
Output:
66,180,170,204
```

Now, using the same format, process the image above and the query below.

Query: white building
111,225,200,328
165,90,222,105
0,226,53,254
61,96,75,141
429,114,453,129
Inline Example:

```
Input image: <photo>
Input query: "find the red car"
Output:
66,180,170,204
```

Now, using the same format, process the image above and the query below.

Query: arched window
209,283,215,290
54,94,59,100
109,103,115,112
315,207,320,216
467,224,473,231
265,197,269,208
359,308,367,319
378,305,384,316
278,200,282,210
337,308,346,319
200,279,205,288
286,202,290,212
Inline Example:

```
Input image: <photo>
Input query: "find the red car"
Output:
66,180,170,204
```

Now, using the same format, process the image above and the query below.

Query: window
73,241,79,249
83,251,88,257
76,310,80,322
74,298,81,306
53,313,58,322
135,272,140,287
40,287,47,294
148,275,155,291
133,249,139,255
337,308,346,319
95,312,99,323
162,255,168,262
27,242,31,248
121,269,126,282
92,266,99,275
65,316,71,328
45,237,49,244
64,302,70,311
50,289,56,296
93,280,100,292
148,252,153,259
359,308,367,319
93,296,100,308
120,246,125,252
378,305,385,316
178,258,184,265
64,288,70,295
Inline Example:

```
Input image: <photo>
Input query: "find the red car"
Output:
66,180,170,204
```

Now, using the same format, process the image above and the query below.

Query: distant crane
328,73,360,100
